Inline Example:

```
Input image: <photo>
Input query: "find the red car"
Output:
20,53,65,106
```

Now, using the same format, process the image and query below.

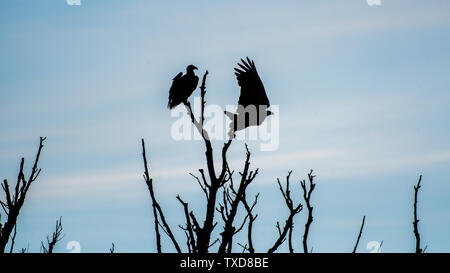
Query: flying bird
225,57,272,138
168,65,199,109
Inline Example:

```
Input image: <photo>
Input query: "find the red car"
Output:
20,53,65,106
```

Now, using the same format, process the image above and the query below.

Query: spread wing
234,57,270,108
168,72,183,109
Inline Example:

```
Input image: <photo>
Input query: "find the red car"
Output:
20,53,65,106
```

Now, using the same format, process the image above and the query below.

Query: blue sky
1,0,450,253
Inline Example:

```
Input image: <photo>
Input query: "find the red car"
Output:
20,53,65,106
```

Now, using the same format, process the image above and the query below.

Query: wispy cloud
31,146,450,202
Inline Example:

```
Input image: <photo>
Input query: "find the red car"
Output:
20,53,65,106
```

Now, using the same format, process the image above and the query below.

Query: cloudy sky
1,0,450,252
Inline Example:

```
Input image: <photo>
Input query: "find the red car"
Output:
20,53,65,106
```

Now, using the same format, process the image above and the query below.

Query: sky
1,0,450,253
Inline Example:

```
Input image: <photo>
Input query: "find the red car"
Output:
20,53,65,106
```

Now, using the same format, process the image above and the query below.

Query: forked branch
268,171,303,253
176,195,197,253
181,71,234,253
241,193,259,253
300,170,316,253
0,137,46,253
141,139,181,253
41,217,64,253
218,145,258,253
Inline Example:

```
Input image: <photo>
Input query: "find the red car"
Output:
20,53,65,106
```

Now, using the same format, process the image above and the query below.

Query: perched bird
225,57,272,138
168,65,199,109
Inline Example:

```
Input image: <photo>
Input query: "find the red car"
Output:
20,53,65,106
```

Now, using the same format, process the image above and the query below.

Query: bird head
186,65,198,72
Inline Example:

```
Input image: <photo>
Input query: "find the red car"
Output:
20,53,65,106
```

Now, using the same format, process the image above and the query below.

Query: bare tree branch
218,145,258,253
288,221,294,253
241,193,259,253
181,71,234,253
41,217,64,254
9,225,17,253
268,171,303,253
183,231,192,253
190,171,209,200
352,215,366,253
176,195,197,253
300,170,316,253
200,70,208,127
141,139,181,253
0,137,46,253
413,175,423,253
237,243,249,253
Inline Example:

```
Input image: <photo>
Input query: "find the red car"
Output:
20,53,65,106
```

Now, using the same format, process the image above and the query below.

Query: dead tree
142,71,237,253
0,137,46,253
41,217,64,253
140,70,327,253
141,68,386,254
182,71,233,253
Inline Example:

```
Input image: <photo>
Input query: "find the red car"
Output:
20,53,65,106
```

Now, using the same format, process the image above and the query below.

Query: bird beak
193,66,198,70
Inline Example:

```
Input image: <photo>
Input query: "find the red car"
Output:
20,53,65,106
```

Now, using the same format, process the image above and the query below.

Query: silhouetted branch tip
41,217,64,254
301,170,316,253
0,137,46,253
352,215,366,253
218,146,258,253
141,139,181,253
268,172,303,253
176,195,197,253
413,175,423,254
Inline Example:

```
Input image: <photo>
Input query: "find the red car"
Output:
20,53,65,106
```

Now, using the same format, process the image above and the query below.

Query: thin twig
413,175,423,253
200,70,208,128
300,170,316,253
352,215,366,253
141,139,181,253
241,193,258,253
176,195,197,253
190,171,209,200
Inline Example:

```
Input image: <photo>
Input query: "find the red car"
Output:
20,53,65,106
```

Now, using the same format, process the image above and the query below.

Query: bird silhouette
168,65,199,109
225,57,272,138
